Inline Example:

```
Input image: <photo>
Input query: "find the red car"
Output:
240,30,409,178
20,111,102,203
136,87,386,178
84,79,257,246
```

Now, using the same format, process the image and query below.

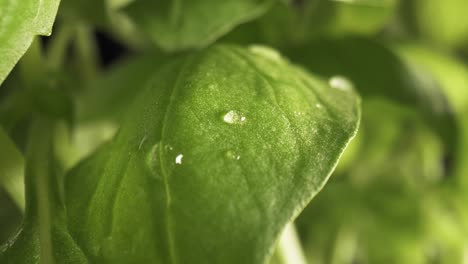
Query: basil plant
1,0,468,263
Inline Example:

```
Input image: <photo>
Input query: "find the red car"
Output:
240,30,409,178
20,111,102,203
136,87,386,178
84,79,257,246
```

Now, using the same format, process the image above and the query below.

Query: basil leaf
124,0,274,51
0,0,61,84
395,43,468,187
286,37,457,158
402,0,468,48
76,53,169,122
65,44,360,263
297,99,452,264
222,0,397,48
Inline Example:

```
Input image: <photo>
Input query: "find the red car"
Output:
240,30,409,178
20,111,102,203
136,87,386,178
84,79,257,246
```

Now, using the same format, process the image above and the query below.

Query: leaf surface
65,44,360,263
0,0,61,84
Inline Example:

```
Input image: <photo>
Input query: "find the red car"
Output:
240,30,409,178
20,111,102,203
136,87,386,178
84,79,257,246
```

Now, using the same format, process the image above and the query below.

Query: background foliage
1,0,468,263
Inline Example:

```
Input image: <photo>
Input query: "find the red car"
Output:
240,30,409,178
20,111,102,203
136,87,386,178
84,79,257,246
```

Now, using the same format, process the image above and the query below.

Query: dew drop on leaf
225,150,241,161
223,110,246,124
328,75,353,91
175,154,183,165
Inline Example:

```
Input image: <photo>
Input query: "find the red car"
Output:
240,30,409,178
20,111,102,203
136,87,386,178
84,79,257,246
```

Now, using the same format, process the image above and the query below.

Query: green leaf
222,0,397,48
59,0,107,27
125,0,274,51
76,52,169,122
0,127,24,211
65,44,360,263
1,118,87,264
402,0,468,48
286,37,458,157
394,43,468,187
0,0,61,85
310,0,397,36
296,99,453,264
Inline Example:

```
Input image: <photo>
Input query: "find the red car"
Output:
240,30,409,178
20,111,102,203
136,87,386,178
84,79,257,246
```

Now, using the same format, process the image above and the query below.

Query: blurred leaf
297,99,450,264
76,52,169,122
394,43,468,114
0,190,22,245
0,118,87,263
223,0,397,48
403,0,468,48
0,127,24,210
0,0,61,84
286,37,458,157
125,0,274,51
59,0,107,27
395,43,468,192
64,44,360,263
290,37,465,264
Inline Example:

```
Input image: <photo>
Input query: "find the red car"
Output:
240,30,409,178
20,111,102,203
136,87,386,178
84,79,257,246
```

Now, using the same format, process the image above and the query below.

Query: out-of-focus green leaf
76,53,168,122
395,43,468,191
286,37,457,156
124,0,274,51
59,0,107,27
65,44,360,263
311,0,398,36
223,0,397,48
0,118,87,264
403,0,468,48
0,0,61,85
0,190,22,245
53,53,168,170
0,127,24,210
297,99,457,264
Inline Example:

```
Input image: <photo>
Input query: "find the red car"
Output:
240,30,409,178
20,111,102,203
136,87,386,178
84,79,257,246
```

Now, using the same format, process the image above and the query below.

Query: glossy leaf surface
65,44,360,263
0,0,61,84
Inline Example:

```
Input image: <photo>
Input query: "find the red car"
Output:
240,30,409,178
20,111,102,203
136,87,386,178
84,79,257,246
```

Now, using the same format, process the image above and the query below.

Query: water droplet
248,45,282,61
316,103,322,109
175,154,183,165
225,150,241,160
223,110,246,124
329,75,353,91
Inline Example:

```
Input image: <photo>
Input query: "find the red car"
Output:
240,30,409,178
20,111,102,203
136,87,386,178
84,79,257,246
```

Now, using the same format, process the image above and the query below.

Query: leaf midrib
156,55,195,264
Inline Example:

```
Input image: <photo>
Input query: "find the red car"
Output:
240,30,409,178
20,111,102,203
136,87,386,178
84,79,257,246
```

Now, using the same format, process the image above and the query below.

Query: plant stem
75,23,100,82
277,222,307,264
25,117,56,264
47,23,74,71
0,127,25,211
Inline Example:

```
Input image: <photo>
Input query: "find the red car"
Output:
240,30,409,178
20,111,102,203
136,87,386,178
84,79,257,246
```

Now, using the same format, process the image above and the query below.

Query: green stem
277,223,307,264
25,117,56,264
330,225,357,264
47,23,74,71
75,23,100,81
0,127,25,211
